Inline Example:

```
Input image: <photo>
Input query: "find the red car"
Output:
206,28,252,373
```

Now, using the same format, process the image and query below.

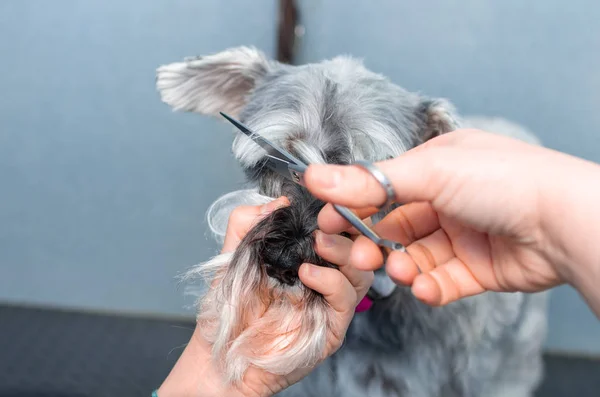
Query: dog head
156,47,459,383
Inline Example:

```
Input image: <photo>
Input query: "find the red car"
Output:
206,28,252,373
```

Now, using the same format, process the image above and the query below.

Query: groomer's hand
158,197,372,397
304,129,600,317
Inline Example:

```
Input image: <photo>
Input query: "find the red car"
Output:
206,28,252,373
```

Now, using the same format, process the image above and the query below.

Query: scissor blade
220,112,308,183
333,205,381,242
220,112,298,162
220,112,274,154
333,204,406,252
220,112,253,136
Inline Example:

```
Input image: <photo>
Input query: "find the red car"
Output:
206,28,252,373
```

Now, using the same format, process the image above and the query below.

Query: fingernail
317,231,336,247
311,166,341,188
308,264,321,277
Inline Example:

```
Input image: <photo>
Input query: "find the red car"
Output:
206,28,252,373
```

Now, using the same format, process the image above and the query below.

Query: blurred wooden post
277,0,299,64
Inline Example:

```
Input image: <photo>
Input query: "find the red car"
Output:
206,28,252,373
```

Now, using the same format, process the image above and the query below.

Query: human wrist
539,149,600,316
157,327,246,397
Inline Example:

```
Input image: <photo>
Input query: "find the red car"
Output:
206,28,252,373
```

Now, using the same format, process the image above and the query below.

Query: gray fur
156,47,548,397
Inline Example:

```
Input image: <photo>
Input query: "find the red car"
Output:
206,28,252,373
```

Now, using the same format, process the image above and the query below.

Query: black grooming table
0,304,598,397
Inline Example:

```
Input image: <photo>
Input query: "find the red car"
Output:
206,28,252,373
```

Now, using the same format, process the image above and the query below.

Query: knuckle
408,242,437,272
227,207,244,225
227,205,253,227
389,208,418,242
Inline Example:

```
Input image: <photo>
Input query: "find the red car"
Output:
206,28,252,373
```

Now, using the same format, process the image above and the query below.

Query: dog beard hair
191,183,337,384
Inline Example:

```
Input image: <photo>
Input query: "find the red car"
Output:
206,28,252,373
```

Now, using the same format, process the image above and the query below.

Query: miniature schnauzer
156,47,548,397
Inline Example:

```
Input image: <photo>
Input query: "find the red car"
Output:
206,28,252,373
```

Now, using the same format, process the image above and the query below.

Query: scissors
220,112,407,256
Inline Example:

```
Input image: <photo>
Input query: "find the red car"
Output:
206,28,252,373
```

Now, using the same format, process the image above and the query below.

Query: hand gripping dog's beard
156,47,459,384
194,186,337,383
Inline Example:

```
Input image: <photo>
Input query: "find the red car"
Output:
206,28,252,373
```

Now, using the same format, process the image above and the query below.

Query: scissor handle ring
354,160,396,210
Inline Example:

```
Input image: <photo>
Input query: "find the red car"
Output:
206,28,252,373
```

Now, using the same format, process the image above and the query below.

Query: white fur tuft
186,248,333,384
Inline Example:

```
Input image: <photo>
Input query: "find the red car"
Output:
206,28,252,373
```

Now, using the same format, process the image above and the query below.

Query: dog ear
156,46,274,117
417,98,461,142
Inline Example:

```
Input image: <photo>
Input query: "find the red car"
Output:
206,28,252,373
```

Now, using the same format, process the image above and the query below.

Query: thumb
304,146,449,209
298,263,357,314
221,196,290,253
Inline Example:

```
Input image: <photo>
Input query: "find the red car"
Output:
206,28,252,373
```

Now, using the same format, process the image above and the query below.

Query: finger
317,204,380,234
348,236,385,271
221,196,290,253
298,263,358,314
411,257,486,306
349,228,453,281
346,216,375,236
384,250,420,286
413,229,456,270
371,202,440,246
346,202,441,272
383,228,454,287
442,225,502,290
314,231,374,297
304,146,452,209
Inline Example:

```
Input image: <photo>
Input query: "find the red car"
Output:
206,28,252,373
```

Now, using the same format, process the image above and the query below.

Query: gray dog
156,47,549,397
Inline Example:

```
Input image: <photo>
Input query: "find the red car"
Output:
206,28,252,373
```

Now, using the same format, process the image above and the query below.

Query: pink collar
355,296,373,312
356,279,397,312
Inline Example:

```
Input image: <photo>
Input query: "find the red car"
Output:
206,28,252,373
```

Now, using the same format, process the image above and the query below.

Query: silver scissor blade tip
220,112,246,130
220,112,237,126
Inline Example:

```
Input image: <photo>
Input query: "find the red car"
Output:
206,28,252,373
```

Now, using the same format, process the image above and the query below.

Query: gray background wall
0,1,598,355
0,0,275,316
